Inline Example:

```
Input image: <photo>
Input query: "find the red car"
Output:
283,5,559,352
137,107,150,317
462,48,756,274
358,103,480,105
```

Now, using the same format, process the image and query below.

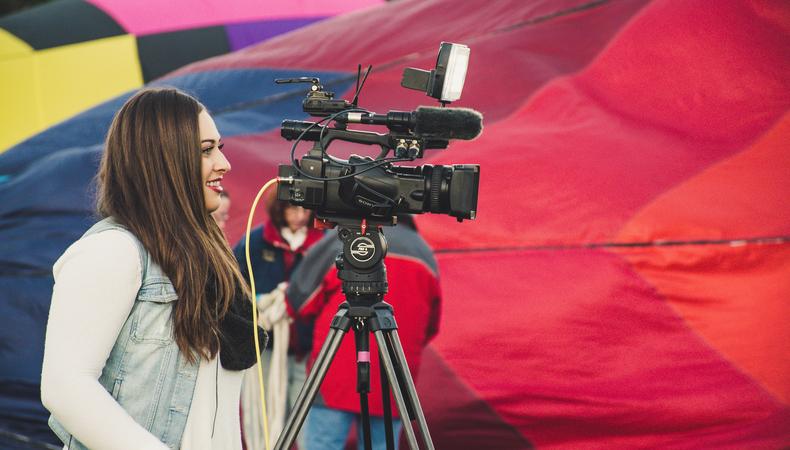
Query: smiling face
199,110,230,212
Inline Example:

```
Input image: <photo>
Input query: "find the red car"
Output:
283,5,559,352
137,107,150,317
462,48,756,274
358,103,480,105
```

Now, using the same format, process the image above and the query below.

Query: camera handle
274,222,435,450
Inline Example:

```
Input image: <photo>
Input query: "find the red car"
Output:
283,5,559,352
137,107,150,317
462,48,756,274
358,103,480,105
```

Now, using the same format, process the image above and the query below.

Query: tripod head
333,219,389,305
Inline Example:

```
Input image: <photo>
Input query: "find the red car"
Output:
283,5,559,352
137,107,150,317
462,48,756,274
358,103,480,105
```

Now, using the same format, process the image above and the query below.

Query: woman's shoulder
53,228,142,280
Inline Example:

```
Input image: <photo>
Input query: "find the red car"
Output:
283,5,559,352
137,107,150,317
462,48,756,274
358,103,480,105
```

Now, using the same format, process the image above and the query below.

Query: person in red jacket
285,216,442,450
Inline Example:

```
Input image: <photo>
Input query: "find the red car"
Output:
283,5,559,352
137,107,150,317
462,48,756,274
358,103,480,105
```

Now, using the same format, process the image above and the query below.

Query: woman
233,199,323,448
40,88,265,450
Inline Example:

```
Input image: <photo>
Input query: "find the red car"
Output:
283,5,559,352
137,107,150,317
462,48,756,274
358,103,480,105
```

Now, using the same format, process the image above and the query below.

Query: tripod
274,220,435,450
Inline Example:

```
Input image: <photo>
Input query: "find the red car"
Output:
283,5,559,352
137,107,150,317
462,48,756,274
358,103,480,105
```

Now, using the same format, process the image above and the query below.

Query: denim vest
49,217,200,449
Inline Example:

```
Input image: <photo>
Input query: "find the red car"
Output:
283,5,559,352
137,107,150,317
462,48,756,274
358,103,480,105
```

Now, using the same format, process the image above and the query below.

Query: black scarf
216,283,268,371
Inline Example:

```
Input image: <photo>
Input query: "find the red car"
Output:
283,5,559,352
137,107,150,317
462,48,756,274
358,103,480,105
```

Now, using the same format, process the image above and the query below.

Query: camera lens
424,164,479,220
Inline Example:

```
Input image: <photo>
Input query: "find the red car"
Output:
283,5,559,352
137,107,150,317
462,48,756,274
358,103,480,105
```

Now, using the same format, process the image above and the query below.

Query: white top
180,356,244,450
280,227,307,250
41,230,243,450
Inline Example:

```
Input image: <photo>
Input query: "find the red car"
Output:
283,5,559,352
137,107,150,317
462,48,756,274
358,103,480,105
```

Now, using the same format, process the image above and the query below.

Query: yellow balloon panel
0,54,42,152
0,28,33,60
0,34,144,152
0,28,33,58
37,34,143,127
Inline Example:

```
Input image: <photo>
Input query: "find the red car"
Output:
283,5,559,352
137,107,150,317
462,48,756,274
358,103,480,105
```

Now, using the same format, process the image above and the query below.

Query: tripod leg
373,330,420,450
379,357,395,450
274,326,347,450
355,323,373,450
386,330,435,450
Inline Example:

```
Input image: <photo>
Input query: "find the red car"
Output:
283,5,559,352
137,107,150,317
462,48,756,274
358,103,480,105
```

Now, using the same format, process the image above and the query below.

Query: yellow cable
244,177,279,450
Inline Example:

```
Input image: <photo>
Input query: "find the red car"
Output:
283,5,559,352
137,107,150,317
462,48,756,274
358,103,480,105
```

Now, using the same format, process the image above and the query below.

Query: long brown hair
97,87,249,363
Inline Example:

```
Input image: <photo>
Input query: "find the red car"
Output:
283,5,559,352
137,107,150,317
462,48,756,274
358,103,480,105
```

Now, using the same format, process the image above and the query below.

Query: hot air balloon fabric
0,0,384,152
0,0,788,448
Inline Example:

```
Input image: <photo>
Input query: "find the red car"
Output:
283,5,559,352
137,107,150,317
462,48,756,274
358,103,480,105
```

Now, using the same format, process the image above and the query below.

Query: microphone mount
280,119,449,159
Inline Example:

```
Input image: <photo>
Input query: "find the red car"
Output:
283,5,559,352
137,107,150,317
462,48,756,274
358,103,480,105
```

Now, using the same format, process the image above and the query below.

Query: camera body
277,152,479,222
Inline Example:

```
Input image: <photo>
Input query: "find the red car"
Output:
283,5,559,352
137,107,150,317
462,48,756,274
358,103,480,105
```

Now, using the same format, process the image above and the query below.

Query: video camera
275,42,482,224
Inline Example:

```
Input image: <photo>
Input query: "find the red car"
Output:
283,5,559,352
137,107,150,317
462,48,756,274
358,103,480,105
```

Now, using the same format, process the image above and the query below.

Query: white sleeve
41,230,169,450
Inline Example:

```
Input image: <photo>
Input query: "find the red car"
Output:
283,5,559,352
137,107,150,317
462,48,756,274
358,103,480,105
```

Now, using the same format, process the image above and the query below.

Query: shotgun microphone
338,107,483,140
